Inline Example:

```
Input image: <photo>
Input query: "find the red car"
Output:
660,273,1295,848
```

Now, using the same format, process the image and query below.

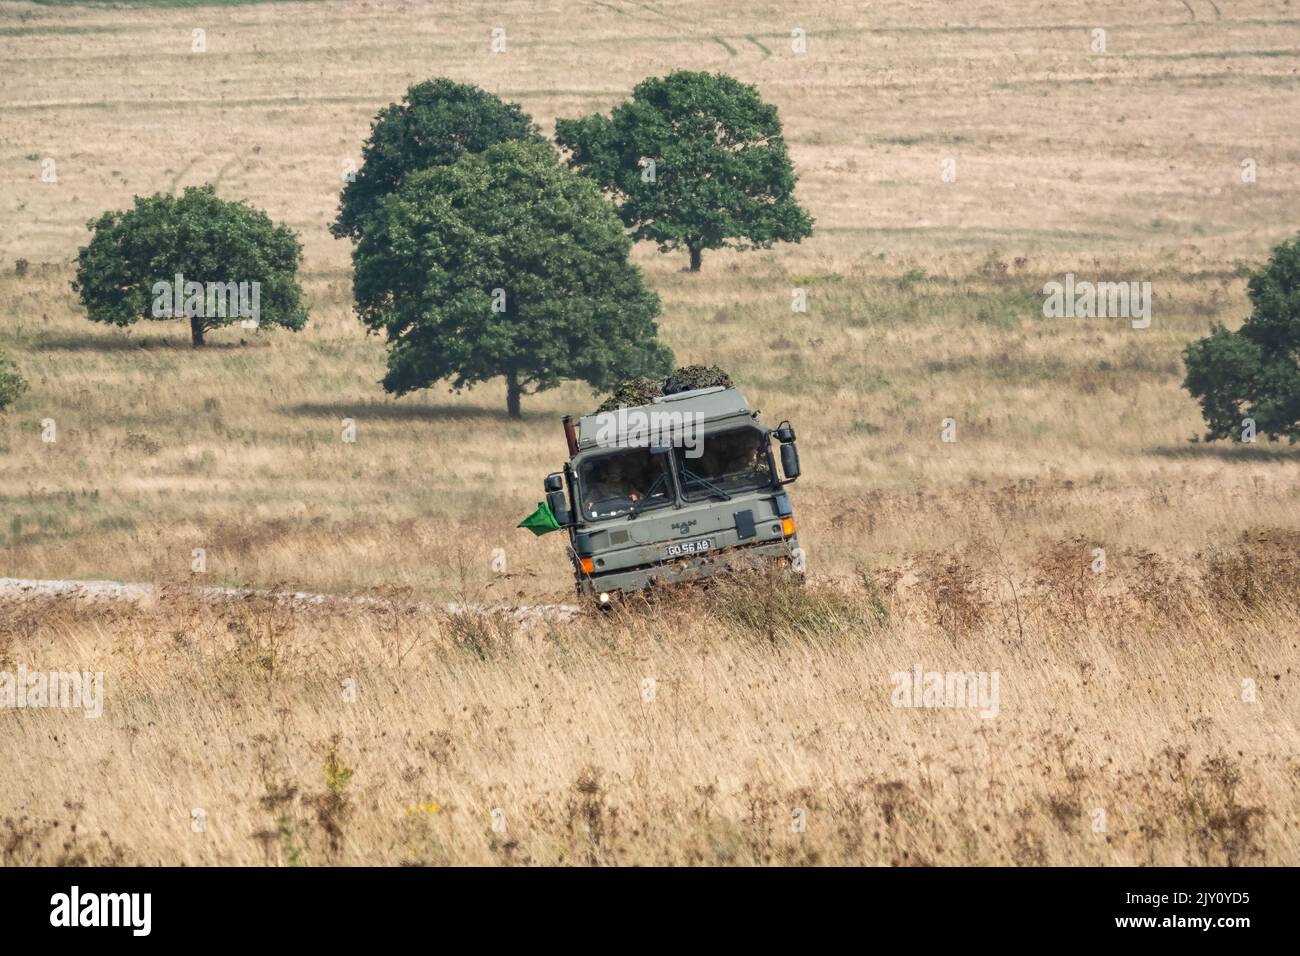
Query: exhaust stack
562,415,579,458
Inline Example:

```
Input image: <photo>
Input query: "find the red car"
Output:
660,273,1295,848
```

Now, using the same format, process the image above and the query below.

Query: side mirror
547,489,570,526
774,425,797,443
779,442,801,481
544,473,564,493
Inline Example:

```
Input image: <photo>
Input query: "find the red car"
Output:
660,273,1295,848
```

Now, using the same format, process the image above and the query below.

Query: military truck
540,385,803,603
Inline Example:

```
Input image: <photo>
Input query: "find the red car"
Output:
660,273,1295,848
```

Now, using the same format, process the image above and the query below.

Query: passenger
710,438,769,485
742,442,770,477
723,439,766,475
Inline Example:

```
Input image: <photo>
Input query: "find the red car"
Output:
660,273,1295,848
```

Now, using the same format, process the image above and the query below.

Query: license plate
666,537,712,557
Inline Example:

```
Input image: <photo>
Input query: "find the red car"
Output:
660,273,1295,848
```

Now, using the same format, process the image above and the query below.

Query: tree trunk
190,315,206,347
506,370,522,419
688,244,702,272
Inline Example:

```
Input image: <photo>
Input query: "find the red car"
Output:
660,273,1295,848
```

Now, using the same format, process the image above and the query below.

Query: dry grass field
1,0,1298,865
2,564,1298,866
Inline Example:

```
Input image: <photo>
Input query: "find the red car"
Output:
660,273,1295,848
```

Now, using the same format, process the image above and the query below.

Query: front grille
590,538,784,580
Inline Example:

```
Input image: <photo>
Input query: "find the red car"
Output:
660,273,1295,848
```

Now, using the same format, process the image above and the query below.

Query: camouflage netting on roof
594,366,733,413
594,377,664,413
662,364,733,395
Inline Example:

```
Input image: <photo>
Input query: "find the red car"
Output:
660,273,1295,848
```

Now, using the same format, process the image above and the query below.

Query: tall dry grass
2,542,1296,866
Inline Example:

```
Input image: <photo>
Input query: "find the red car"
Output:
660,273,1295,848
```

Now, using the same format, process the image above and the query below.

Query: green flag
517,501,561,536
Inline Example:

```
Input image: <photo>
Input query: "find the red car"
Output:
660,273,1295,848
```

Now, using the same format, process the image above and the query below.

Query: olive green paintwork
546,386,802,598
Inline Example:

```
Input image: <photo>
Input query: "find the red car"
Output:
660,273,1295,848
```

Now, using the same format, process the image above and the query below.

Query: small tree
352,139,674,418
332,78,541,243
0,351,28,412
1184,235,1300,441
555,70,814,272
73,185,307,347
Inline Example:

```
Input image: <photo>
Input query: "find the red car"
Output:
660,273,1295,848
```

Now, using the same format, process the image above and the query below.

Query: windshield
674,427,773,500
577,448,673,521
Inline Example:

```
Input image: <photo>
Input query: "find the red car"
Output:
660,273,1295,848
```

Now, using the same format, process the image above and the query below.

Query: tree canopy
72,185,307,347
555,70,814,271
332,78,541,243
351,139,674,418
1183,234,1300,441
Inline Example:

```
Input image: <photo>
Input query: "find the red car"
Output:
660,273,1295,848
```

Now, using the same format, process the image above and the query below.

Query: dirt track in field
0,577,581,624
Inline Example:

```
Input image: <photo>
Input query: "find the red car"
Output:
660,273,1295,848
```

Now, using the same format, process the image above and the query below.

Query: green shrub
0,351,28,412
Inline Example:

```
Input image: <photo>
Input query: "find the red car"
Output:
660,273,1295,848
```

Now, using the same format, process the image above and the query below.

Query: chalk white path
0,577,581,625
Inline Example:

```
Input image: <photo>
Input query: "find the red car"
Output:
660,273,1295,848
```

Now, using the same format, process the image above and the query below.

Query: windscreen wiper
628,472,668,517
679,467,731,501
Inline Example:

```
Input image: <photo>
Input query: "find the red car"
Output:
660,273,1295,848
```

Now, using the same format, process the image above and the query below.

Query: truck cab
541,385,803,602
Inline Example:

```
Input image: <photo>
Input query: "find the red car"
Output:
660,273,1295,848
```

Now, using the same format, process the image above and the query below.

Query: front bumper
576,536,801,596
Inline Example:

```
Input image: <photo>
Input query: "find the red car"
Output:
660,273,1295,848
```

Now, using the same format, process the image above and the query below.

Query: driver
584,459,640,515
